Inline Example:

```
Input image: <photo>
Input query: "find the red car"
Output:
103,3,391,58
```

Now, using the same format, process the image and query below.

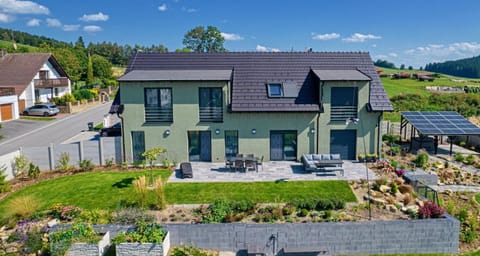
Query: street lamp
346,117,372,220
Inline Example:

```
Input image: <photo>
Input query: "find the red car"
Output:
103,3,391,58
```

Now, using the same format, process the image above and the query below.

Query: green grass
0,170,171,220
0,171,356,220
20,116,56,121
165,180,356,204
0,40,37,52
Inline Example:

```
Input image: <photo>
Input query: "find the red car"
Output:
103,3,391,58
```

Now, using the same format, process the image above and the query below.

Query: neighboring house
0,87,18,122
115,52,393,163
0,53,71,121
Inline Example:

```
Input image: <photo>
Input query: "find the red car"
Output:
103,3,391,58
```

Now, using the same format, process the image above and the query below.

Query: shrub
390,146,401,156
230,199,256,213
104,158,115,168
417,200,445,219
454,152,465,162
78,209,113,224
398,184,414,194
0,164,11,192
27,163,40,178
13,153,29,177
203,199,232,223
297,208,309,217
172,244,217,256
50,223,100,256
465,154,476,165
112,208,155,225
78,159,95,172
414,151,429,168
6,195,38,220
52,93,76,105
111,221,167,244
72,89,96,101
390,182,398,194
56,152,73,172
382,133,400,145
395,169,406,177
282,204,295,216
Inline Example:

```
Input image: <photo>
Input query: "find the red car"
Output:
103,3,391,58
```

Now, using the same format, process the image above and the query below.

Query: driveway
0,103,116,155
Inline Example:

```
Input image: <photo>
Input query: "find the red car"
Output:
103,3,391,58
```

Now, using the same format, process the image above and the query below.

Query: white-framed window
267,83,283,97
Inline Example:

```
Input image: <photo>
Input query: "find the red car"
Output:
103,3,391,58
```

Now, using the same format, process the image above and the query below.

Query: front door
131,131,145,162
188,131,211,161
330,130,356,160
270,131,297,161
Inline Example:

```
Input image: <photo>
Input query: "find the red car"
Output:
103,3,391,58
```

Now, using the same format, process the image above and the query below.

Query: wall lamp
251,128,257,135
310,127,315,134
164,129,171,136
215,129,220,135
345,117,359,125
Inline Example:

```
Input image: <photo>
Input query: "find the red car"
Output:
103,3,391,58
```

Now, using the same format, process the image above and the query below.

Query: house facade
116,52,393,162
0,53,71,121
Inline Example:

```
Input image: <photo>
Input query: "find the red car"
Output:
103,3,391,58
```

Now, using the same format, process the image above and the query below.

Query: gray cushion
321,154,330,160
305,154,313,161
331,154,341,160
312,154,322,161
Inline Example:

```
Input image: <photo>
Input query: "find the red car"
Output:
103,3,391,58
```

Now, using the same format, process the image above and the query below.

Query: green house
114,52,393,163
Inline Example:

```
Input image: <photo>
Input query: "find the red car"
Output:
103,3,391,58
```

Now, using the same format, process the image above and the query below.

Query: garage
0,103,13,121
330,130,356,160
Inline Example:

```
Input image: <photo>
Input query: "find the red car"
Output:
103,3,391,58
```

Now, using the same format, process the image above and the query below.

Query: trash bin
87,122,94,131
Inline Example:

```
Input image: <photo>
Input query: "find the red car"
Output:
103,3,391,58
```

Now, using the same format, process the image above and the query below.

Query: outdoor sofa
301,153,344,176
180,162,193,178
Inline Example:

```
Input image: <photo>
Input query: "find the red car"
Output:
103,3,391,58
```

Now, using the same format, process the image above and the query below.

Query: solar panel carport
400,111,480,155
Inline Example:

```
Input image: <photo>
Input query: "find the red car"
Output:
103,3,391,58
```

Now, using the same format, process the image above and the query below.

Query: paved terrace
168,160,377,183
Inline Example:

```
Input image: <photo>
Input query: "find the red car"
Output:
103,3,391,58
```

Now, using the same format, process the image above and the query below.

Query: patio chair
236,153,244,158
245,159,256,172
234,159,244,172
225,157,233,171
256,155,264,171
246,153,254,158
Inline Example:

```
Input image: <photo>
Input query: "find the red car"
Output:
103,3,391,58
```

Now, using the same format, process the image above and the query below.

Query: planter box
404,169,438,186
67,231,110,256
116,231,170,256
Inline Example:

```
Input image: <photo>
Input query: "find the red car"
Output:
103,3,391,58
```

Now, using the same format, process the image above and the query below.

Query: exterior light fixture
164,129,171,136
310,127,315,134
215,129,220,135
345,117,359,125
251,128,257,135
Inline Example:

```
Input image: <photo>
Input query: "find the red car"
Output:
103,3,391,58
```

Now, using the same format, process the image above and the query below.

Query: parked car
23,103,60,116
100,122,121,137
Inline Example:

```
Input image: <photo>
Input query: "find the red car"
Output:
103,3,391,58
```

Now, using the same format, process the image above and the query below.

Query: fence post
99,137,104,166
48,143,55,170
79,141,84,161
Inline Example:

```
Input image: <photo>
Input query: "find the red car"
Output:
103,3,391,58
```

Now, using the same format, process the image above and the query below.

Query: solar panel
401,111,480,135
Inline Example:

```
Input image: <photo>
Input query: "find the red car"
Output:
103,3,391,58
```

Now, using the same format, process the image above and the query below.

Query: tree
182,25,226,53
86,53,94,86
408,66,413,70
91,54,113,81
374,59,396,69
175,47,192,53
75,36,85,50
400,64,405,70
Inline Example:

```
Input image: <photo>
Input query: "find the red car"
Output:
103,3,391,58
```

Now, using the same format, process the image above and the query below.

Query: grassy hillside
0,40,37,53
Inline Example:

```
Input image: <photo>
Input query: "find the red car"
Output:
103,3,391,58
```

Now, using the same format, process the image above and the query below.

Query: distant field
112,66,126,78
0,40,37,52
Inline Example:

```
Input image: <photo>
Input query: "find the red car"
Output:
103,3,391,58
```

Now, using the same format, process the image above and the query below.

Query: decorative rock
48,219,58,228
386,204,397,212
417,200,424,207
460,195,470,201
364,194,386,205
379,185,391,193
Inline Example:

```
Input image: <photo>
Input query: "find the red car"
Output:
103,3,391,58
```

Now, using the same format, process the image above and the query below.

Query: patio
168,160,377,183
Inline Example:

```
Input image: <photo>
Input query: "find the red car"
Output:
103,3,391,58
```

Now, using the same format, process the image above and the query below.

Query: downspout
117,110,126,162
316,113,320,154
377,112,383,159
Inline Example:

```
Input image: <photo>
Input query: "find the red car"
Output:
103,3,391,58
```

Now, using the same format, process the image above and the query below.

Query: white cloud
46,18,61,27
83,25,102,33
0,12,13,22
311,32,340,41
256,44,280,52
0,0,49,14
26,18,39,26
389,52,398,57
342,33,381,42
221,32,243,41
63,24,80,31
158,4,167,11
79,12,108,22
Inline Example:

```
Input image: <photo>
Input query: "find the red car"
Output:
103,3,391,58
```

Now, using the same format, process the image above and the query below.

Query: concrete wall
115,232,170,256
162,216,459,255
120,80,380,163
0,150,20,180
66,231,110,256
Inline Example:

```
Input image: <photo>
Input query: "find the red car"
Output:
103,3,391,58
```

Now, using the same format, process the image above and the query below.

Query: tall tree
183,25,226,53
86,53,94,86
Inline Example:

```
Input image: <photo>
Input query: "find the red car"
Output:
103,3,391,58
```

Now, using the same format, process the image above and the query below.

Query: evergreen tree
86,53,94,87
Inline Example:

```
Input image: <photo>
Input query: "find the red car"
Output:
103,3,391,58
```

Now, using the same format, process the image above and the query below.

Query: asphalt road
0,103,114,155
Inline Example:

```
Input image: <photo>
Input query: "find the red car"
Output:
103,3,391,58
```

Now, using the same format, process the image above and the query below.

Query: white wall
30,59,72,103
0,150,20,180
0,95,19,121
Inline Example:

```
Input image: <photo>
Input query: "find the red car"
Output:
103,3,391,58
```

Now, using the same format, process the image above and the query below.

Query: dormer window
267,83,283,97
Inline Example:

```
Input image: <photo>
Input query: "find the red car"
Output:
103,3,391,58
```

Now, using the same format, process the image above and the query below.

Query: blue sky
1,0,480,68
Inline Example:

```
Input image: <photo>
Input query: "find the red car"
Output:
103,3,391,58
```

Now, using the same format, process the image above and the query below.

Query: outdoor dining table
226,156,259,172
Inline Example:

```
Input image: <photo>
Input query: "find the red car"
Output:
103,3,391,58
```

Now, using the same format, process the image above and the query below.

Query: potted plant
49,223,110,256
113,221,169,256
357,154,366,163
366,153,378,163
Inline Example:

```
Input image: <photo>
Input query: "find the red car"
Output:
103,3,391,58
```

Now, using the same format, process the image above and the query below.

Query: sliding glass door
188,131,211,161
270,131,297,161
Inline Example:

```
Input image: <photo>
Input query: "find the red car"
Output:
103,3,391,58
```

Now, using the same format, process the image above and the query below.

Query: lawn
0,170,171,220
0,170,356,220
20,116,56,121
165,180,356,204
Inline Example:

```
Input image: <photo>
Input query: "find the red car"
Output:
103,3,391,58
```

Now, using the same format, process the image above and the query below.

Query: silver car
23,104,60,116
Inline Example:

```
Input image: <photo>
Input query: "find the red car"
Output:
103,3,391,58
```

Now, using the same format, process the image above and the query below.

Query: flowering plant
418,200,444,219
395,169,406,177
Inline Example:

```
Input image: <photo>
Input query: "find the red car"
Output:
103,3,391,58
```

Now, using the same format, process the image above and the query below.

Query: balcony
0,87,15,96
331,105,358,121
199,106,223,122
34,77,69,88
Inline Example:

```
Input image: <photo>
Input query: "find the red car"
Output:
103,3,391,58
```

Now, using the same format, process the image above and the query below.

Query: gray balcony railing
34,77,69,88
331,105,358,121
199,106,223,122
145,107,173,122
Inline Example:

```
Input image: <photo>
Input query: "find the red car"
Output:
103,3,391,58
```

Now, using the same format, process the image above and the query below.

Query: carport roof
401,111,480,135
